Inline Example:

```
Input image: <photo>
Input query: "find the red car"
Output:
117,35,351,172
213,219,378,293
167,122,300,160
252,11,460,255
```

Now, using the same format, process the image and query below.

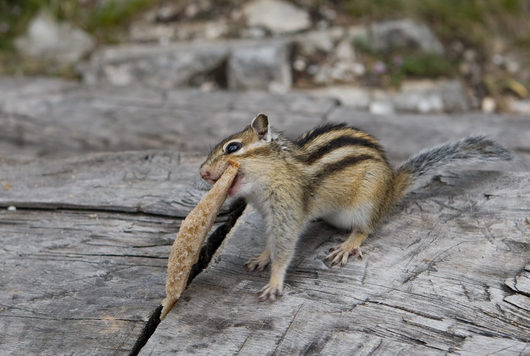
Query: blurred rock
15,11,94,65
129,23,176,43
335,38,355,60
302,80,469,114
313,61,361,84
348,25,369,41
369,101,394,115
294,28,344,55
130,19,229,43
83,39,293,92
370,19,444,54
300,86,371,109
242,0,310,34
228,40,292,92
82,42,229,89
392,90,444,113
144,3,184,22
393,80,469,113
293,58,307,71
239,27,267,39
506,98,530,114
481,97,496,113
505,59,521,74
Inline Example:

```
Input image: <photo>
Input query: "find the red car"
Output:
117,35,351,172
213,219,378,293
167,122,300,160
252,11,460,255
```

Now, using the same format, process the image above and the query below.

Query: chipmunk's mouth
204,170,242,195
228,173,243,196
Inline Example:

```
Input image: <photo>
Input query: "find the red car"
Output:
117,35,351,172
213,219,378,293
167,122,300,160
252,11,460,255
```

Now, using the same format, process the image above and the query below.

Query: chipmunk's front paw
245,252,271,272
325,245,363,267
257,283,283,302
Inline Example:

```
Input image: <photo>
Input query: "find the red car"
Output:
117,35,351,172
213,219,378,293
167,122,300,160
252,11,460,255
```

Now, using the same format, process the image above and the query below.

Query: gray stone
82,39,294,92
129,20,229,43
227,40,292,92
370,19,444,54
434,80,470,112
294,27,345,55
387,80,469,113
507,98,530,114
298,86,371,110
128,23,177,43
15,11,94,65
369,100,394,115
242,0,310,34
390,80,470,113
481,97,497,113
335,38,355,60
305,80,469,114
82,41,229,89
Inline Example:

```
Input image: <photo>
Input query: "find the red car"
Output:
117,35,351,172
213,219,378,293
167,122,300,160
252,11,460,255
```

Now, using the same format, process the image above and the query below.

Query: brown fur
200,115,510,302
200,115,408,301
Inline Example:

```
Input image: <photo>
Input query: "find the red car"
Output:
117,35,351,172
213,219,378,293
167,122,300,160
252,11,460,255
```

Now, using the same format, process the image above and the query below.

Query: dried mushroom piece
161,160,239,319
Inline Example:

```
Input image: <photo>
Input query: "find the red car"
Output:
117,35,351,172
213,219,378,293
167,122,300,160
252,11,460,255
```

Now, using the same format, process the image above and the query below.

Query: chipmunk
200,114,512,302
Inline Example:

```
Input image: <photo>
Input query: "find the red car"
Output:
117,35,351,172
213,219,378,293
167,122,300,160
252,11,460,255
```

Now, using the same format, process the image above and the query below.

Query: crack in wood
273,303,305,355
0,314,143,323
129,198,246,356
364,300,444,321
365,338,383,355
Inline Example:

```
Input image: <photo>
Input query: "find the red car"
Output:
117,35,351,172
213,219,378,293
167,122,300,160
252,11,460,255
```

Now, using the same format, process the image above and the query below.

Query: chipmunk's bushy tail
394,136,512,199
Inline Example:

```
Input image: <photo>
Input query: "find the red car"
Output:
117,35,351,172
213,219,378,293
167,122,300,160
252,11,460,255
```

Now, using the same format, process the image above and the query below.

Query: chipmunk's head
200,113,273,196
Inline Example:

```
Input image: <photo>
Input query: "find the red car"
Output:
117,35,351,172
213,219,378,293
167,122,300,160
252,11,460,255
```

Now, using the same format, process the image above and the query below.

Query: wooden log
0,151,235,218
0,209,201,355
0,151,243,354
0,78,333,159
142,170,530,354
1,79,529,354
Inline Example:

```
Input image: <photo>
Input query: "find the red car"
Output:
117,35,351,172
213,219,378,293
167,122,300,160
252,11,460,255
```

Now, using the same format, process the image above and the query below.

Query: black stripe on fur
295,123,349,147
303,135,385,164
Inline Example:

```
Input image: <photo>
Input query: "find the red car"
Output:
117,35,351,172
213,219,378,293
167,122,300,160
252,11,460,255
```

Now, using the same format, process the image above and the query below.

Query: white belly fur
323,203,374,231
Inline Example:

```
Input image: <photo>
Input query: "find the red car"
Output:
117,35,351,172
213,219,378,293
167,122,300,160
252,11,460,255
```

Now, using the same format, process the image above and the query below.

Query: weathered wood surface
143,170,530,355
1,77,529,354
1,77,529,168
1,209,178,354
0,77,334,159
0,150,239,355
0,150,230,217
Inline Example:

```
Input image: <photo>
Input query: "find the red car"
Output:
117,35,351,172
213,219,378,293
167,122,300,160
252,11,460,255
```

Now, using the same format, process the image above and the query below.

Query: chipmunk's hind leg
326,231,368,267
322,203,374,267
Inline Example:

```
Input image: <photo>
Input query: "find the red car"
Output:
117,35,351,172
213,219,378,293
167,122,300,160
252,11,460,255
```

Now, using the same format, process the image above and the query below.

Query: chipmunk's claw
257,283,283,302
325,246,362,267
245,253,271,272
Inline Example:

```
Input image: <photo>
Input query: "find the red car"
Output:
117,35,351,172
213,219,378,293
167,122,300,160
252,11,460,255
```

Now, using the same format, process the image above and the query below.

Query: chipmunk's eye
225,141,242,154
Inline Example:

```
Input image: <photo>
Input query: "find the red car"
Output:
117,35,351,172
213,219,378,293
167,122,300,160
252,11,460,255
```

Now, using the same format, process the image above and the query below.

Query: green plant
399,53,453,77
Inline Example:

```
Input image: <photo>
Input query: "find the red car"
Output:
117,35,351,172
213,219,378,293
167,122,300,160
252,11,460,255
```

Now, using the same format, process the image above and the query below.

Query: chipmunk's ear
251,113,271,142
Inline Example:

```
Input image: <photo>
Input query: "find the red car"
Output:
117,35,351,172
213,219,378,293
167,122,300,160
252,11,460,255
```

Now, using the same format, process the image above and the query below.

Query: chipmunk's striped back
293,123,388,179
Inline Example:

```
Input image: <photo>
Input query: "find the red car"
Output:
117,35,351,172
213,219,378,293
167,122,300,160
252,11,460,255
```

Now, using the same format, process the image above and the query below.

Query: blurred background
1,0,530,115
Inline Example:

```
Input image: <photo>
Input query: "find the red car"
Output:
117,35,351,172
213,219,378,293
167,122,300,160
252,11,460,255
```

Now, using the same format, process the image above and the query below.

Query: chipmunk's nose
199,166,211,181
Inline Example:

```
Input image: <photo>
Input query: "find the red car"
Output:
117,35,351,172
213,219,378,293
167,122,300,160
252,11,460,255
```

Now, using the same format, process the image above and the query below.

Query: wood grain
0,151,235,218
143,170,530,354
0,150,238,355
1,78,529,354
